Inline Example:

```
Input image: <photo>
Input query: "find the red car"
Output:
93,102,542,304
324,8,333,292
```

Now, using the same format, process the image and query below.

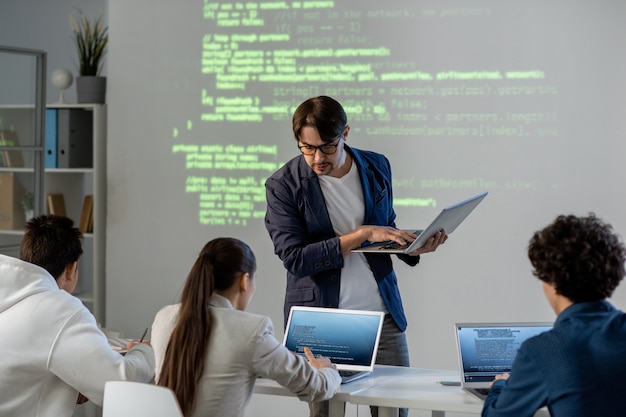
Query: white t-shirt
318,161,388,313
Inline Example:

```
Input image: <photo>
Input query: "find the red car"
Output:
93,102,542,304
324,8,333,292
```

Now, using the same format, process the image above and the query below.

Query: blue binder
45,109,57,168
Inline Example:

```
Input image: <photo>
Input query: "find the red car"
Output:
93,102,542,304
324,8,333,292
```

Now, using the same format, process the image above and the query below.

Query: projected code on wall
171,1,560,226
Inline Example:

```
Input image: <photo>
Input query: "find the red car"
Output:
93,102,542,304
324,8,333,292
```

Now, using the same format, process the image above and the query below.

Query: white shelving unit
0,103,107,326
45,103,107,325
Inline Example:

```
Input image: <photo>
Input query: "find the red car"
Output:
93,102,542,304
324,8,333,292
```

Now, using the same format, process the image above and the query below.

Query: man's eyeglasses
298,137,342,156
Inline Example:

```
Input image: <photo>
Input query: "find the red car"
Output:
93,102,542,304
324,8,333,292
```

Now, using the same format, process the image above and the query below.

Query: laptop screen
455,322,553,386
283,306,385,372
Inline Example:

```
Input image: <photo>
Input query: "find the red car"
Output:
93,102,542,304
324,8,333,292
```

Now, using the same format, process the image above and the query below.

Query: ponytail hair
157,238,256,415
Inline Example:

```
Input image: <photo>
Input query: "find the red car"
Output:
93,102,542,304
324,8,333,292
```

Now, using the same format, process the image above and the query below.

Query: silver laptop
352,191,488,254
454,322,552,400
283,306,385,383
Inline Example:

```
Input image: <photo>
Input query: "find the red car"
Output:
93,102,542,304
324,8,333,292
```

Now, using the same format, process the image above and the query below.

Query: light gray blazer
151,294,341,417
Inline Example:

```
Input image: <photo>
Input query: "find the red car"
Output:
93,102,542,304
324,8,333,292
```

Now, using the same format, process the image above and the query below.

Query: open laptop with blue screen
283,306,385,383
454,322,553,400
352,191,488,254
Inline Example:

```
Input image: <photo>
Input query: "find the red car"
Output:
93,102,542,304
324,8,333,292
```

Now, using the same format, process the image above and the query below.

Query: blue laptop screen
456,323,552,383
284,307,383,367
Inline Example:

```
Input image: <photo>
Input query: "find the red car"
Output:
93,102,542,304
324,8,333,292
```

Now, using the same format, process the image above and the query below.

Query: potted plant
69,9,108,103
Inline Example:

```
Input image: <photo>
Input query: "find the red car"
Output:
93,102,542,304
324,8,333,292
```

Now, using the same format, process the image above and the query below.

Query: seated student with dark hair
482,213,626,417
151,237,340,417
0,215,155,417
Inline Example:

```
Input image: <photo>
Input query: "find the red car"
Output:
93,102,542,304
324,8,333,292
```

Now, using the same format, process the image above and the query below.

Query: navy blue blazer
264,145,418,331
482,301,626,417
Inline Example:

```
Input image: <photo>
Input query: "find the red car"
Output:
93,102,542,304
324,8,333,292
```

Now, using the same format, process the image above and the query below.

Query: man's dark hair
292,95,347,142
528,213,626,302
20,215,83,279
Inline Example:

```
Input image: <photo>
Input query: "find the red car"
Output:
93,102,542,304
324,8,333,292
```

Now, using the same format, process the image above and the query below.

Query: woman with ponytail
151,237,340,417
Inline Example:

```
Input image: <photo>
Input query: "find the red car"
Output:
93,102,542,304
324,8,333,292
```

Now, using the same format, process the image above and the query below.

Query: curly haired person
482,213,626,417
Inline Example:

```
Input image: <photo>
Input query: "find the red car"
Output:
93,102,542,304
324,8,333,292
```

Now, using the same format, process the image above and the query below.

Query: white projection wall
107,0,626,377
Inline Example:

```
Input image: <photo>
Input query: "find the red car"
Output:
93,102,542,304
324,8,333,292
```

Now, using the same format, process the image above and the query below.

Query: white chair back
102,381,183,417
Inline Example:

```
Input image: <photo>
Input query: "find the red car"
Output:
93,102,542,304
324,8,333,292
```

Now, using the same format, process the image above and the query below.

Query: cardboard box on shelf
0,172,27,230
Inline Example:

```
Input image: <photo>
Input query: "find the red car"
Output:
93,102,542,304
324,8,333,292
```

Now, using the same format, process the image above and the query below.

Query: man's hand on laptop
341,226,417,257
407,230,448,257
304,346,337,370
489,372,510,388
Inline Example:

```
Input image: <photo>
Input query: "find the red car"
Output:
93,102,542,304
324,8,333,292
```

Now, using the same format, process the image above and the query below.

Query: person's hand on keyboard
343,226,418,257
304,346,337,370
489,372,510,388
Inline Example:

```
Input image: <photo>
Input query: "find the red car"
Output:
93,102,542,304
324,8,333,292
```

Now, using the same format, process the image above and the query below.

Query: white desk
253,365,416,417
254,366,550,417
348,368,483,417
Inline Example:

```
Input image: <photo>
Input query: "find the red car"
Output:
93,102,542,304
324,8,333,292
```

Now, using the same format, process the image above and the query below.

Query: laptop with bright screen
283,306,385,383
454,322,553,399
352,191,488,254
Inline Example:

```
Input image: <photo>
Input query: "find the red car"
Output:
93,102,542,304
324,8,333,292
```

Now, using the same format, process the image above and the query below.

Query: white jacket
0,254,155,417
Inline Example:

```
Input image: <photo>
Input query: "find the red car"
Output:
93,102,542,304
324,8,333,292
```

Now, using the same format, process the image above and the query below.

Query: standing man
265,96,447,417
482,213,626,417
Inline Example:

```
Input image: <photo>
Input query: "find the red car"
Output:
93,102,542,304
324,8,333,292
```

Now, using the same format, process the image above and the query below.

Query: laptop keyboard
381,242,407,250
339,370,359,378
